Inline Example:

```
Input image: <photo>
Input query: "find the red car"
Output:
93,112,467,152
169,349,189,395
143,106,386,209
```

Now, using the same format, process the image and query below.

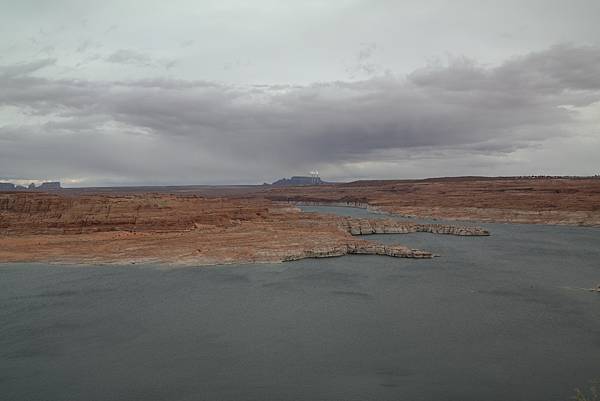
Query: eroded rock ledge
340,218,490,236
282,242,432,261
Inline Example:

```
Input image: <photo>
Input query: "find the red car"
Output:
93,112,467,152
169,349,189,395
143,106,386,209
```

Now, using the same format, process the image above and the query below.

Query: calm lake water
1,205,599,401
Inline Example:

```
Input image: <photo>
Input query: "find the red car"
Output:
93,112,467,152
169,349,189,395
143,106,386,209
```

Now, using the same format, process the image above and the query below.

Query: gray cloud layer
1,44,600,185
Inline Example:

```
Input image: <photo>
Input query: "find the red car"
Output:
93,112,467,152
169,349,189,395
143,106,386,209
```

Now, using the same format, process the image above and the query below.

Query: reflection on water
0,205,599,401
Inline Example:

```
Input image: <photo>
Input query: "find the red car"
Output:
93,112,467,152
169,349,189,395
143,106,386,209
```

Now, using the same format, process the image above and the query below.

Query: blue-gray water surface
1,205,599,401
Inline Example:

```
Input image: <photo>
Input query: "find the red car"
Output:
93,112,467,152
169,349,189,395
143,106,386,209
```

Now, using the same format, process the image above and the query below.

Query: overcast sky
1,0,600,186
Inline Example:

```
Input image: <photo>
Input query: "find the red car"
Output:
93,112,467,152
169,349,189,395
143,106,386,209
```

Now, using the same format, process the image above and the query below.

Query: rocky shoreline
0,192,490,266
267,178,600,227
281,242,432,261
341,218,490,236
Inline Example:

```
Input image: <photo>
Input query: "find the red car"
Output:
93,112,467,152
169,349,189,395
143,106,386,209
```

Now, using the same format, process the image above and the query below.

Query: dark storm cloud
1,44,599,184
410,44,600,94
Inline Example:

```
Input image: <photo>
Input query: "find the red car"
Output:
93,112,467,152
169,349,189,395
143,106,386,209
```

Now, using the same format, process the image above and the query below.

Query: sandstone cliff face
0,193,272,235
340,218,489,236
346,242,431,258
281,242,432,261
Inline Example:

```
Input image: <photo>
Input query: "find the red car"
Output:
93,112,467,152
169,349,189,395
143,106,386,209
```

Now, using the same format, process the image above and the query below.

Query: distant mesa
37,181,62,190
0,181,62,191
271,176,325,186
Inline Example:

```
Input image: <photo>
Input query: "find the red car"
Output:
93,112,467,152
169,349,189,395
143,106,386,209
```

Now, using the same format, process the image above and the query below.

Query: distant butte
271,176,327,186
0,181,62,191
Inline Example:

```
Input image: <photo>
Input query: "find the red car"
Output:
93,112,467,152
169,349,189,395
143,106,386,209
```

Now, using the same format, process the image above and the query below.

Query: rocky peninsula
340,218,489,236
0,192,488,265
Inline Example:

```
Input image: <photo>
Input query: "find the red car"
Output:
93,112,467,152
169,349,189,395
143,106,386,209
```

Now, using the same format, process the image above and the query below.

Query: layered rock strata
0,193,488,265
282,242,431,261
0,193,273,235
340,218,490,236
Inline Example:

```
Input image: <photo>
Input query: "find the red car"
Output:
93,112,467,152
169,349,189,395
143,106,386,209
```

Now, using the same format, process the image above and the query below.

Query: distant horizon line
3,174,600,190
